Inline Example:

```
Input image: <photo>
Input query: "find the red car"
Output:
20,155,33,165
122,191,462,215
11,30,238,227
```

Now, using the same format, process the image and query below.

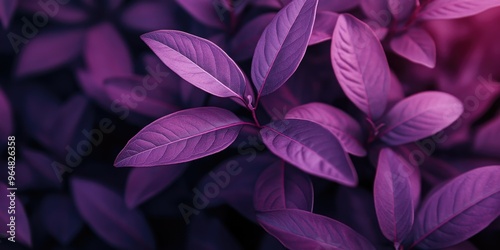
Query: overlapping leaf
251,0,319,97
379,91,464,145
285,102,366,156
418,0,500,21
257,209,376,250
374,148,419,244
331,14,390,120
142,30,249,102
115,107,248,167
260,119,357,186
254,162,314,212
390,28,436,68
411,166,500,249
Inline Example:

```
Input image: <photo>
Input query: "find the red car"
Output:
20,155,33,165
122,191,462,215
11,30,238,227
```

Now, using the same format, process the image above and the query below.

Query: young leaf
411,166,500,249
251,0,319,97
142,30,249,102
331,14,390,120
71,178,155,249
418,0,500,21
257,209,376,250
473,116,500,157
285,102,366,156
260,119,357,186
125,164,187,208
254,161,314,212
379,91,464,146
374,148,419,244
390,28,436,68
309,11,339,45
115,107,248,167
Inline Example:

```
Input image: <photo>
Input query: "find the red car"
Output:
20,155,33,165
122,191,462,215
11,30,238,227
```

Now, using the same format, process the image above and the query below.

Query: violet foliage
1,0,500,249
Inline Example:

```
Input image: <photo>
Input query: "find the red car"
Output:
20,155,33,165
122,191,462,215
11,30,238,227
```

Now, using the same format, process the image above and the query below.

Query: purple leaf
142,30,249,103
254,161,314,212
251,0,319,97
115,107,248,167
104,76,180,118
260,119,357,186
418,0,500,21
257,209,376,250
175,0,225,29
0,182,32,247
388,0,416,20
0,0,17,28
71,178,155,250
308,11,339,45
331,14,390,120
39,194,83,245
121,1,176,31
16,29,85,76
411,166,500,249
390,28,436,68
84,23,133,84
474,116,500,157
374,148,419,244
125,164,187,208
0,89,13,142
379,91,464,145
85,23,132,77
230,13,276,61
40,95,94,159
318,0,360,12
285,102,366,156
17,149,61,189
